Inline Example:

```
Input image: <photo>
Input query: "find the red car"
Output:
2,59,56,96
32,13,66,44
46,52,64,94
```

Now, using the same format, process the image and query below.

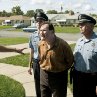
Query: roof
46,14,58,20
0,15,31,21
9,15,31,20
0,17,9,20
46,14,80,20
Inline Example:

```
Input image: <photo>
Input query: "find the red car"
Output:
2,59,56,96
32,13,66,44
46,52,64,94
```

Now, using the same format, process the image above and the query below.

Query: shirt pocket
87,48,97,59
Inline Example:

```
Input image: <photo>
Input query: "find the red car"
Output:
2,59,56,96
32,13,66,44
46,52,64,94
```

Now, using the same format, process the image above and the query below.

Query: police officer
28,12,48,97
73,14,97,97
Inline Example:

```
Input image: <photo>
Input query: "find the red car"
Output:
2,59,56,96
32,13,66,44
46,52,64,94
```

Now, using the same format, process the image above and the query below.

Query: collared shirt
74,32,97,73
29,31,40,59
38,36,73,72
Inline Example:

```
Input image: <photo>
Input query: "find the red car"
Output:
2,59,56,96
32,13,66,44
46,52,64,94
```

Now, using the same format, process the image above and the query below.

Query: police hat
78,14,96,25
34,12,48,21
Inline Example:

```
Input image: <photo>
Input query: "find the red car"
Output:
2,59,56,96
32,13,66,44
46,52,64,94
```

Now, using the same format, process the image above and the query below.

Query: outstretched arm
0,45,26,54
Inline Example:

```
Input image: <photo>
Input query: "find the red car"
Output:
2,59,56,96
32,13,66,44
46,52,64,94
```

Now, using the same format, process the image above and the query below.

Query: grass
70,43,76,51
0,25,97,34
0,75,25,97
55,26,80,33
0,37,28,46
13,26,80,33
5,26,80,33
0,25,80,33
0,25,23,32
0,25,12,30
0,54,29,67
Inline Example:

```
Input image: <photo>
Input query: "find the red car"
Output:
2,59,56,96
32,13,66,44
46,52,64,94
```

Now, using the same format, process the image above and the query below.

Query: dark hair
43,22,55,33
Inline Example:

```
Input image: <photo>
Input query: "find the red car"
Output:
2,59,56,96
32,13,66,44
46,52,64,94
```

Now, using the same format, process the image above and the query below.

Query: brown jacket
38,36,74,72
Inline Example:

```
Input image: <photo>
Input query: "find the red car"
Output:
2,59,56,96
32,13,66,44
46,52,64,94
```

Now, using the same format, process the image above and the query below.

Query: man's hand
28,68,32,75
16,48,27,54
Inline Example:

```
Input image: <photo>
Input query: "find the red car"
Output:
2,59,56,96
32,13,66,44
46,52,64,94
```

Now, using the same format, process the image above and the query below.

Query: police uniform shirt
74,32,97,73
29,31,40,59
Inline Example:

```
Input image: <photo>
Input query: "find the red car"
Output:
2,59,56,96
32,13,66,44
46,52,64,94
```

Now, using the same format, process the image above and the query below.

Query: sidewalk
0,42,74,97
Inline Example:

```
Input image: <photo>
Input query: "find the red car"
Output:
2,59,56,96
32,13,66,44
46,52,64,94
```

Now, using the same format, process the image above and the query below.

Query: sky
0,0,97,14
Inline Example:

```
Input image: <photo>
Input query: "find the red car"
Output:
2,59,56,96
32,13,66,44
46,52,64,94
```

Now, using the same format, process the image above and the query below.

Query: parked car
23,26,37,32
13,23,29,29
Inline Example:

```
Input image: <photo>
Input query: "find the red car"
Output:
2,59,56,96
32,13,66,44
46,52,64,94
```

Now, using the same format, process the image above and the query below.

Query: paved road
0,30,82,41
1,27,97,41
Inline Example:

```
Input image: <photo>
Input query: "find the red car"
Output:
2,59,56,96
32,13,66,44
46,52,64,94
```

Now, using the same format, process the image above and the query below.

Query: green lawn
0,25,12,30
0,25,23,32
0,37,29,66
0,25,80,33
55,26,80,33
0,25,97,34
0,54,29,67
0,75,25,97
13,26,80,33
0,37,28,46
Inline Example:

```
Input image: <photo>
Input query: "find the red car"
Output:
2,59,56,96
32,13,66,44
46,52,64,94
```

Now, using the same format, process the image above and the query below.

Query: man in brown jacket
38,22,73,97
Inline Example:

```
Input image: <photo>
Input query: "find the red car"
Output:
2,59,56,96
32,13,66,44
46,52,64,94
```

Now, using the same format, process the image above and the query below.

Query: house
31,13,79,27
31,13,97,27
47,13,79,26
0,15,31,26
0,17,8,25
9,15,31,26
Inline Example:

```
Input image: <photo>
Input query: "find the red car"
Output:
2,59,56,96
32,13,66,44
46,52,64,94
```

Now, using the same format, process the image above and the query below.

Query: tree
12,6,24,15
26,10,35,17
47,10,58,14
0,12,2,17
64,10,74,15
64,10,69,14
2,10,7,17
6,12,12,17
69,10,74,15
35,9,44,13
0,11,11,17
90,14,97,17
